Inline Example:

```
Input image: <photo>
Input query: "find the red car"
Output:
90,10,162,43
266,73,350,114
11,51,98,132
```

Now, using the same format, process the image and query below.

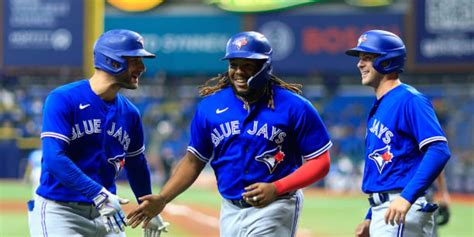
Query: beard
115,72,138,90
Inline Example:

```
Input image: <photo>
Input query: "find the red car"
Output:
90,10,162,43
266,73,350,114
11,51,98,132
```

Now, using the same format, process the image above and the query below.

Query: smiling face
114,57,145,89
357,52,384,88
228,58,265,98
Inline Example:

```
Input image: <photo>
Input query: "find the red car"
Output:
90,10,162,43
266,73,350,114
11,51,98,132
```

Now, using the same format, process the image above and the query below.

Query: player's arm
127,151,206,228
124,116,152,201
386,141,450,225
399,142,450,202
42,138,102,197
158,151,206,202
242,151,330,208
273,151,330,195
435,170,451,205
124,152,152,201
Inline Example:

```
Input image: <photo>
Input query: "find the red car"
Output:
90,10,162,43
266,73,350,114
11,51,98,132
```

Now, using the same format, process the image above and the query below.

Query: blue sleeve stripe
303,141,333,160
40,132,70,144
419,136,447,150
187,146,210,163
127,146,145,157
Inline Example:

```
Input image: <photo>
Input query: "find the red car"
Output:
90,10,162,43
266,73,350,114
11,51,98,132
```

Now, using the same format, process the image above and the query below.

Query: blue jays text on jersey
188,85,332,200
211,120,287,147
38,80,145,202
363,84,447,193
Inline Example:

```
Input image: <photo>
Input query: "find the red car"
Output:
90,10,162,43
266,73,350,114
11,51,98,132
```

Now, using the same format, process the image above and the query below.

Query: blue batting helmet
223,31,273,90
93,29,155,75
345,30,406,74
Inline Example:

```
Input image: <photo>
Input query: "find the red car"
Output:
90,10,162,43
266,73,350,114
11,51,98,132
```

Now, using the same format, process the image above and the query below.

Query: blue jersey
38,80,146,202
188,86,332,199
362,84,447,193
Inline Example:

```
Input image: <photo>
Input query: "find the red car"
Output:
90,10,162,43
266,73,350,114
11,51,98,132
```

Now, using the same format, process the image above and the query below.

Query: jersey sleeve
293,100,332,160
187,104,213,163
403,95,447,150
126,112,145,157
40,92,73,144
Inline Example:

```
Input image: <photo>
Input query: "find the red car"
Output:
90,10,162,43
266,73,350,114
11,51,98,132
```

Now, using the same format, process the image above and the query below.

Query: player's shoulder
116,93,141,115
198,86,233,106
49,79,88,96
46,80,89,105
397,83,430,104
273,85,312,107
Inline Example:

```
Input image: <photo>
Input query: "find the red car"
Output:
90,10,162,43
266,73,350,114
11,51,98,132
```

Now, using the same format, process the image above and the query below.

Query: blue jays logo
255,146,285,174
233,37,248,50
357,34,367,46
368,145,394,173
108,153,126,179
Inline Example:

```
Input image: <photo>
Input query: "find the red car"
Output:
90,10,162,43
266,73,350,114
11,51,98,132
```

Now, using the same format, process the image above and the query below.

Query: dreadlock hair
199,73,303,110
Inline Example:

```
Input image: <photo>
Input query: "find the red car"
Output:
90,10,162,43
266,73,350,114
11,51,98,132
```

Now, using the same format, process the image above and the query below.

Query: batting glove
144,215,170,237
436,204,450,226
93,187,130,233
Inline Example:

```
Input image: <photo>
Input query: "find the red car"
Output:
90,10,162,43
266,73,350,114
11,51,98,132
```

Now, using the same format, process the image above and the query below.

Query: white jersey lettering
369,119,393,144
256,123,269,139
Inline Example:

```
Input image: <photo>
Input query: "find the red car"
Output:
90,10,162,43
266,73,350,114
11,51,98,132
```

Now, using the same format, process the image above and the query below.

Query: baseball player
27,29,168,237
23,147,42,198
345,30,451,237
127,31,332,236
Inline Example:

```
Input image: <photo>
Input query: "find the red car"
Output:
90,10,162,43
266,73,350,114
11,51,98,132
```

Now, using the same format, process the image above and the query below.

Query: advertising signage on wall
408,0,474,72
209,0,318,13
105,15,241,76
255,13,403,75
1,0,84,69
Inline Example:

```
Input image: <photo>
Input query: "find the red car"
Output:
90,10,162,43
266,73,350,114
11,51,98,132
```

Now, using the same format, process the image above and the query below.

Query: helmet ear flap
372,52,406,74
247,59,272,90
372,56,389,74
94,51,128,75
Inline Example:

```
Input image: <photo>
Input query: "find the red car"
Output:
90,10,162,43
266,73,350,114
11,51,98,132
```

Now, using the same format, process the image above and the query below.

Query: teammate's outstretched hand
242,182,278,208
144,214,170,237
384,196,411,226
127,194,167,228
93,188,130,233
355,219,370,237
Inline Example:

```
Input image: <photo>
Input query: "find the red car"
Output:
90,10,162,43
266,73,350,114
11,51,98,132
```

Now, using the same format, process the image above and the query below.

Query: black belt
55,200,92,206
229,191,296,209
229,199,252,208
368,193,390,207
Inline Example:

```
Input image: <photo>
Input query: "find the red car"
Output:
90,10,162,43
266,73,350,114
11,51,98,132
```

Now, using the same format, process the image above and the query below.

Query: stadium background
0,0,472,236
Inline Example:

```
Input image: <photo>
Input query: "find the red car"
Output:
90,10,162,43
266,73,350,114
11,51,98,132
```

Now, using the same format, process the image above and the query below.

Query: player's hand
128,194,167,228
384,196,411,226
93,187,130,233
143,215,170,237
355,219,370,237
242,182,278,208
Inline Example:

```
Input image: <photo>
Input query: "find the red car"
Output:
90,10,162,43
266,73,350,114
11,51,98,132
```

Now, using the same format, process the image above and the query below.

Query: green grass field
1,180,473,236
